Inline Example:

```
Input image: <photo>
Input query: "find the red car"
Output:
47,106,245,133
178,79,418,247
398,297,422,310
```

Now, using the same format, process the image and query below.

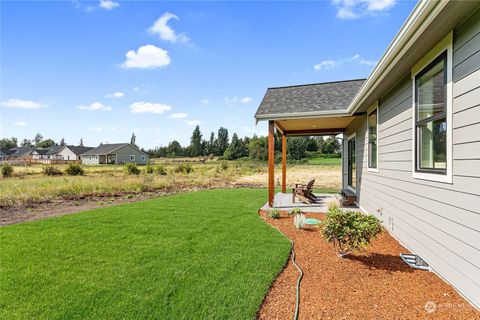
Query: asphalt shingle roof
255,79,366,118
81,143,130,156
8,147,35,157
65,145,94,155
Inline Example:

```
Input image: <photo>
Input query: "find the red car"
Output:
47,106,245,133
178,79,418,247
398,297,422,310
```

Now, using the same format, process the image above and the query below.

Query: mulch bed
258,211,479,319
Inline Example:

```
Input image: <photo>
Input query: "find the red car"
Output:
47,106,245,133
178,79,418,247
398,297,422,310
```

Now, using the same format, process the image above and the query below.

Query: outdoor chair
292,178,317,204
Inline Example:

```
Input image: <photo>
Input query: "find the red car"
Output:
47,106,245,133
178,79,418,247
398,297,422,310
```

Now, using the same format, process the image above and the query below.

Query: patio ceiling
274,115,357,136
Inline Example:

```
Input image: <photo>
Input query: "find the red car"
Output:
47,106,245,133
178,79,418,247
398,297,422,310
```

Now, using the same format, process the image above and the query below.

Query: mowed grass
307,156,341,166
0,189,291,320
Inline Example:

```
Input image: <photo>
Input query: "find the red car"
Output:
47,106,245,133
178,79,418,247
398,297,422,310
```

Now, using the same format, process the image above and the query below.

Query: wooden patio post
282,133,287,193
268,120,275,207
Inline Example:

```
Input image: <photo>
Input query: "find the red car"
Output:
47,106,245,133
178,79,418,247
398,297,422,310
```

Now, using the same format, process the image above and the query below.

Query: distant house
0,148,14,161
57,145,93,161
80,143,148,165
8,147,35,159
31,146,63,160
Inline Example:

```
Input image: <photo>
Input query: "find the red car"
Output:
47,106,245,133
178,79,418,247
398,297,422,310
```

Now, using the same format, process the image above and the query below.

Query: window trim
130,155,135,161
347,132,356,193
141,155,146,161
411,31,453,184
367,101,379,172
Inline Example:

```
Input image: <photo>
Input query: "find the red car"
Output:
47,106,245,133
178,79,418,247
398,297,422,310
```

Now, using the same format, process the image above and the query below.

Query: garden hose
269,222,303,320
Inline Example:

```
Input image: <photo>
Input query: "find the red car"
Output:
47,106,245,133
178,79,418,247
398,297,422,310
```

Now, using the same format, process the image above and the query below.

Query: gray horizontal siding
344,10,480,308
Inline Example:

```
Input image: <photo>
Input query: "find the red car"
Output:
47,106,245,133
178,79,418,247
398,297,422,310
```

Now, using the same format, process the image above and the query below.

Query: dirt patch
258,211,479,319
0,183,262,227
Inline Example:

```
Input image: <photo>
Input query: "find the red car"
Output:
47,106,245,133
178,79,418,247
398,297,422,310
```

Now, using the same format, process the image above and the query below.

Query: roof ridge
267,78,366,90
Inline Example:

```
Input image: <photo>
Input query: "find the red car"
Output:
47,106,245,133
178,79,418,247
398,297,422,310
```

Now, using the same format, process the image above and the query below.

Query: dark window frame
414,50,448,175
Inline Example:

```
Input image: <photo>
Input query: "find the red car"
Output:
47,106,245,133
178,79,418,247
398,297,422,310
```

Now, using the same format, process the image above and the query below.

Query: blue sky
0,0,417,149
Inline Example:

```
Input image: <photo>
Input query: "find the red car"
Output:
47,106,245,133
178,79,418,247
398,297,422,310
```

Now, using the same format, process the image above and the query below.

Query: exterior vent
400,253,431,271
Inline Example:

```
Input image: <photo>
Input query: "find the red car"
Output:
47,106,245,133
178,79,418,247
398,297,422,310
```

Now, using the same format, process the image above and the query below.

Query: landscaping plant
1,164,14,178
321,207,381,257
174,163,193,174
288,207,303,216
144,164,154,174
125,163,141,175
42,165,63,176
64,164,84,176
154,165,167,175
267,208,281,219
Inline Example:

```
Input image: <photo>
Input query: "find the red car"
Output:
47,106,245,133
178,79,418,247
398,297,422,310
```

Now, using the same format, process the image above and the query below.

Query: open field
0,159,341,208
0,189,291,319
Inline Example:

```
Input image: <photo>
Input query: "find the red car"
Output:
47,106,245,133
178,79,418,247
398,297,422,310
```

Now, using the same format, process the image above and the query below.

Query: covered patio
255,79,366,208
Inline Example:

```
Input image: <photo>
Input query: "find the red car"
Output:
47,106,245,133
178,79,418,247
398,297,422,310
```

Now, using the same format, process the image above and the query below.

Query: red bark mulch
258,211,479,320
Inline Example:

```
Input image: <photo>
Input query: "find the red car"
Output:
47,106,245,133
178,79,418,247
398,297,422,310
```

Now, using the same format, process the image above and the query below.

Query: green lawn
0,189,291,320
307,156,341,165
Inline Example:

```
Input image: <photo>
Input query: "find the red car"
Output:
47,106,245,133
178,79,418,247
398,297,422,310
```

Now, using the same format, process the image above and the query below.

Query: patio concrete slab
261,192,361,213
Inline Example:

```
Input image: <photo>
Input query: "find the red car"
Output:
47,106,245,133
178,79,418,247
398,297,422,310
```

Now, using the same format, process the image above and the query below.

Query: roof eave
255,109,351,121
346,0,447,114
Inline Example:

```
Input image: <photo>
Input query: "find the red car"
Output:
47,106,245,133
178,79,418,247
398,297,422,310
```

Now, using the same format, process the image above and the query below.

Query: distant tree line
146,126,342,161
0,134,83,149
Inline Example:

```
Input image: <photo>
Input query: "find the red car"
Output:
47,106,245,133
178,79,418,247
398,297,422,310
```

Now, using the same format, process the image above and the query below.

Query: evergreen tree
20,139,32,147
130,132,137,147
167,140,183,157
36,139,56,148
33,133,43,146
79,138,84,146
324,135,341,154
306,137,318,151
189,125,203,156
216,127,229,156
60,138,66,146
205,132,216,155
287,137,308,160
224,133,246,160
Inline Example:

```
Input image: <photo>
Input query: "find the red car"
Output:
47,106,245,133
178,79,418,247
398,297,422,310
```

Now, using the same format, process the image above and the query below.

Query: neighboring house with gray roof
57,145,94,161
8,147,35,159
80,143,148,165
0,148,14,161
31,146,63,160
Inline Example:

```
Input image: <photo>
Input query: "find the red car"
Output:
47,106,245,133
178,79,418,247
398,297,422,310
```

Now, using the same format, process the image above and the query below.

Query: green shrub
155,165,167,176
174,163,193,174
145,165,154,174
321,207,381,257
220,161,229,171
288,208,303,216
1,164,13,178
42,165,63,176
125,163,140,175
267,208,281,219
65,164,84,176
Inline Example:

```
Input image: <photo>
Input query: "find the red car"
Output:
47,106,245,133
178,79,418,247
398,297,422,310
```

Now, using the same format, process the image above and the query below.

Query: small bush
288,208,303,216
321,207,382,257
125,163,140,175
145,165,154,174
42,165,63,176
220,161,229,171
174,163,193,174
65,164,84,176
155,165,167,176
267,208,281,219
1,164,14,178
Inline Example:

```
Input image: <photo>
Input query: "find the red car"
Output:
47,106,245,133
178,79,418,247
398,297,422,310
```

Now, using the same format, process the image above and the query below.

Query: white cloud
99,0,119,10
332,0,396,19
130,101,172,114
314,54,376,71
225,96,252,104
168,112,188,119
13,121,27,126
149,12,190,43
89,127,104,132
77,102,112,111
186,120,201,126
242,126,255,133
201,99,209,104
313,60,336,71
121,44,171,69
106,91,124,98
2,98,47,109
360,59,377,66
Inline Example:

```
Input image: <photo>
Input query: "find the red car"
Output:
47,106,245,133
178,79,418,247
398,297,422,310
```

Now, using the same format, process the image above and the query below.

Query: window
347,134,356,191
415,52,447,173
130,155,135,161
411,32,452,183
141,155,146,161
367,102,378,171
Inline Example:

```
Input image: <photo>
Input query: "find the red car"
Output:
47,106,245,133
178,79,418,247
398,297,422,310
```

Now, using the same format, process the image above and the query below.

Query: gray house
80,143,148,165
255,1,480,309
7,147,35,159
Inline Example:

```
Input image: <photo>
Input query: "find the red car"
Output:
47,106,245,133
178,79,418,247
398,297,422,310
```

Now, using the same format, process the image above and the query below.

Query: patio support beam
268,120,275,207
282,133,287,193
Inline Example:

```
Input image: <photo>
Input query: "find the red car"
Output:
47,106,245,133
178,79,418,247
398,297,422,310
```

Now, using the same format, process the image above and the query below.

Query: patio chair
292,178,317,204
